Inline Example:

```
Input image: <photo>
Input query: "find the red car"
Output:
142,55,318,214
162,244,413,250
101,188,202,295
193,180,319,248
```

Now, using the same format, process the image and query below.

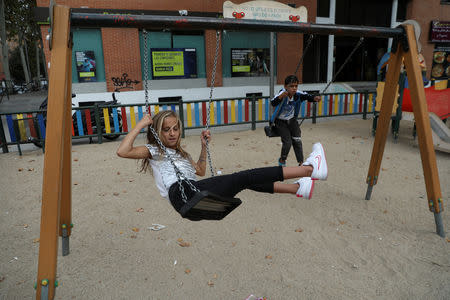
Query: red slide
402,86,450,120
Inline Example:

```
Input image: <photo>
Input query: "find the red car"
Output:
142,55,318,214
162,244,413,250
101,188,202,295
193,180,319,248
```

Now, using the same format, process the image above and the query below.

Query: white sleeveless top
145,144,197,199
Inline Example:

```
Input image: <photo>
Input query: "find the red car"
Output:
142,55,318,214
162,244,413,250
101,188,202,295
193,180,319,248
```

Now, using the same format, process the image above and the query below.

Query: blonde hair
140,110,190,172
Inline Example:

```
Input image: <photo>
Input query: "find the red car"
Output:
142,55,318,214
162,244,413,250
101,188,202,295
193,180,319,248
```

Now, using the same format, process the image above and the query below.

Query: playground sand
1,118,449,299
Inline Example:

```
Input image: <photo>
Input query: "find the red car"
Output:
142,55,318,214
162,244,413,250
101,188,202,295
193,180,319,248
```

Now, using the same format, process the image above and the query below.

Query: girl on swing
117,110,328,218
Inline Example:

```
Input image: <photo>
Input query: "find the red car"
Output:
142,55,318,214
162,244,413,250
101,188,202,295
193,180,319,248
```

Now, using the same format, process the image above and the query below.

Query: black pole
179,98,185,138
312,101,317,124
362,90,368,120
0,115,9,153
70,13,404,38
251,95,256,131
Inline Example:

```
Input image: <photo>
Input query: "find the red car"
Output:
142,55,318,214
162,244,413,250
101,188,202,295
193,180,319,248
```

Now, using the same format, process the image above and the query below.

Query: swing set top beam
70,12,404,38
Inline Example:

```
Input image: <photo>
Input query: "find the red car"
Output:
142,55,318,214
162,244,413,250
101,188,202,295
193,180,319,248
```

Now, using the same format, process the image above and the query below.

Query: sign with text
231,48,270,77
151,48,197,79
223,0,307,22
75,51,97,83
430,20,450,43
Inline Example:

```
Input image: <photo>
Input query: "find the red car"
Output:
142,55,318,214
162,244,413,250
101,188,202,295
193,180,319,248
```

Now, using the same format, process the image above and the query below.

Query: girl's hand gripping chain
201,130,211,147
138,114,153,129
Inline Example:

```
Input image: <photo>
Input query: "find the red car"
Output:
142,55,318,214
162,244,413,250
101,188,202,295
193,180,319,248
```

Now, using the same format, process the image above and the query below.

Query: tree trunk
0,0,12,92
23,38,32,82
36,41,41,88
19,44,31,85
40,39,48,83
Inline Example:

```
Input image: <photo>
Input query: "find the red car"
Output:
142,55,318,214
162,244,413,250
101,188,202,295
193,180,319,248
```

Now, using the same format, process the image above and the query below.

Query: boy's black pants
275,118,303,163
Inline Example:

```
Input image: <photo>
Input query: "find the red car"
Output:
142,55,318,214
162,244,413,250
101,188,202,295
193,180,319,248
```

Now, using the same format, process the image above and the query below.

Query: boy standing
270,75,321,166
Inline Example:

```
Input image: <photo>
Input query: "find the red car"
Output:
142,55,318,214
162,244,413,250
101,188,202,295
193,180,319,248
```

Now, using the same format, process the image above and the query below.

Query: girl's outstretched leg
282,165,313,179
274,177,314,199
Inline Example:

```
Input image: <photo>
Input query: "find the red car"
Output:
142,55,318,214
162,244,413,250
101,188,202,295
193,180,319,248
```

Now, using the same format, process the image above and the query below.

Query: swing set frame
36,5,444,299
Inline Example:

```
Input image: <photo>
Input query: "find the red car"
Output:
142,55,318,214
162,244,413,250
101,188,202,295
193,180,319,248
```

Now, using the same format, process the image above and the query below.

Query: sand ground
0,117,449,299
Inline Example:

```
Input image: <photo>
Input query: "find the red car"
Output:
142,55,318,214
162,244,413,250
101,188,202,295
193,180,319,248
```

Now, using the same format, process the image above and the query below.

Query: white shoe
303,142,328,180
295,177,314,199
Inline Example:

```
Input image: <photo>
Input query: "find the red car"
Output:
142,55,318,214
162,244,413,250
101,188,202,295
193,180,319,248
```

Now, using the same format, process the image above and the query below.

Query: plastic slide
428,112,450,153
402,85,450,120
400,85,449,153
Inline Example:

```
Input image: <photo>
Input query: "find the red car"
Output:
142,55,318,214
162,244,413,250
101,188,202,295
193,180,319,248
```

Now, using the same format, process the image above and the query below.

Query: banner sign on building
231,48,270,77
223,0,307,22
151,48,197,79
431,46,450,80
430,21,450,43
75,51,97,83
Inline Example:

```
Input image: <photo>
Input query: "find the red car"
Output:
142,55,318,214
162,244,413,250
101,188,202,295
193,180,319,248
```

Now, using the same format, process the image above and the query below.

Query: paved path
0,90,48,113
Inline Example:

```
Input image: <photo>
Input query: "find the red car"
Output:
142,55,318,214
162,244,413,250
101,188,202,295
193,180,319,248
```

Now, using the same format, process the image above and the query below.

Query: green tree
1,0,43,90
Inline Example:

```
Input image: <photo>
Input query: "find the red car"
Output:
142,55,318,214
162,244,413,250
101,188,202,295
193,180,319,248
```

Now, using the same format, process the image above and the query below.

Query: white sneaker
295,177,314,199
303,142,328,180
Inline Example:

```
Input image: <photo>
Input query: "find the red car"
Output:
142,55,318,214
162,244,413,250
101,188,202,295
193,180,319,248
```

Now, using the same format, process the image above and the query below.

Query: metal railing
0,90,376,154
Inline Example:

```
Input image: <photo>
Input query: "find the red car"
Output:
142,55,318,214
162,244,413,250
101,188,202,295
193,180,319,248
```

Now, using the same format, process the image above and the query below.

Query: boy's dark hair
284,75,299,85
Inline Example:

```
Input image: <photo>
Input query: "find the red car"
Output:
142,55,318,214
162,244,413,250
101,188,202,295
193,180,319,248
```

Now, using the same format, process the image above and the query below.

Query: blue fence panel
216,100,222,125
301,101,306,118
194,102,200,127
112,108,120,133
6,115,16,142
238,100,242,123
137,106,143,121
76,110,84,136
37,114,46,139
354,94,359,113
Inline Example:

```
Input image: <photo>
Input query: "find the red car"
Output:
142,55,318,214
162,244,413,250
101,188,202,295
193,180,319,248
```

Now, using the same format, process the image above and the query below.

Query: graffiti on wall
111,73,140,92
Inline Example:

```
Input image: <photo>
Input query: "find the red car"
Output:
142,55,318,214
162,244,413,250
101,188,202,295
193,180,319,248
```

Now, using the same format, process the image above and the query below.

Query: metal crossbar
70,13,404,38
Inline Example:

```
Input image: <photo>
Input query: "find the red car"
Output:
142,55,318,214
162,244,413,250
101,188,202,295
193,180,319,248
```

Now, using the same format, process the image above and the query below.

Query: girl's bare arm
192,130,210,176
117,114,152,159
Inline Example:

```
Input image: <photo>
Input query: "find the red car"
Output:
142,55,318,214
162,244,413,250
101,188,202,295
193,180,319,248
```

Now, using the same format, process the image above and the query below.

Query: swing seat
180,191,242,221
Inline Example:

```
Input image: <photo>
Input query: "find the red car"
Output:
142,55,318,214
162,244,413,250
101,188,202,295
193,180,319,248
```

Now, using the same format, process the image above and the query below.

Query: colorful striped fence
0,91,376,153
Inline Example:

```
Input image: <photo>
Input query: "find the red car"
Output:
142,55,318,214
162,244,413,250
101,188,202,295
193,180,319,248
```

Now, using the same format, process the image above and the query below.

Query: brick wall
37,0,317,88
101,28,142,92
406,0,450,79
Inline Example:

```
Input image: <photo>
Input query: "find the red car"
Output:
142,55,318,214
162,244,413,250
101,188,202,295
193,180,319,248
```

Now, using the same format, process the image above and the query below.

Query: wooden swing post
366,24,444,237
36,5,72,300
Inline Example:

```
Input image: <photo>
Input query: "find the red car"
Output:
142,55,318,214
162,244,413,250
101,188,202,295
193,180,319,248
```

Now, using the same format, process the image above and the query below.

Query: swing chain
204,30,221,177
143,29,150,111
322,37,364,94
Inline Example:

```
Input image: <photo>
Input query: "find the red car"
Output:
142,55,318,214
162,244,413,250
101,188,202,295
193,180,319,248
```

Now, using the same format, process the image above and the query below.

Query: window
222,31,272,78
140,31,206,80
317,0,330,18
71,29,105,83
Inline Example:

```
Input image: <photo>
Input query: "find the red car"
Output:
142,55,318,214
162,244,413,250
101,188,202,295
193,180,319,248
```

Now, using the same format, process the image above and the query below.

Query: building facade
34,0,449,103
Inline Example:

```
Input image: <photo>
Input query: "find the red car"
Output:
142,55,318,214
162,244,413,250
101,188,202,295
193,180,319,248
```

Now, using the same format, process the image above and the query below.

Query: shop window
140,31,206,80
71,29,105,83
317,0,330,18
222,31,272,78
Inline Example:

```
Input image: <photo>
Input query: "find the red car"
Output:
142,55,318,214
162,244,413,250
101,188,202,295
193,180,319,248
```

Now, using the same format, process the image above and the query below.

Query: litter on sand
148,224,166,231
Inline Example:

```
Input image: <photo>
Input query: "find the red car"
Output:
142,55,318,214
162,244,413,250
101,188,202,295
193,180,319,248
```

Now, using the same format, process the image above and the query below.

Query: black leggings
168,166,284,213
